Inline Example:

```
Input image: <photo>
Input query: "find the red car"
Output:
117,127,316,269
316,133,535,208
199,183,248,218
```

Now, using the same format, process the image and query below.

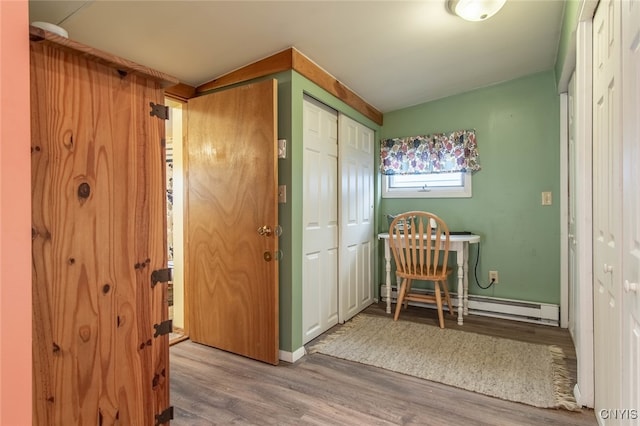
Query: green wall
379,71,561,305
275,73,294,354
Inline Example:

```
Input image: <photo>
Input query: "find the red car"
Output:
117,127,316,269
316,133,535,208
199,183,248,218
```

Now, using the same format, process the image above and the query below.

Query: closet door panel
302,96,339,343
339,115,374,322
592,0,622,417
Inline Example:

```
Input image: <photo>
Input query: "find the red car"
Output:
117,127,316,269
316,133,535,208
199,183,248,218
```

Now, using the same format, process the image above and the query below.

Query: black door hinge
151,268,172,288
149,102,169,120
155,406,174,425
153,319,173,338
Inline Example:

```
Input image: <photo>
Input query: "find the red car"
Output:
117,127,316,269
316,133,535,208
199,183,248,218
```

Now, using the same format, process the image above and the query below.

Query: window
379,129,479,198
382,172,472,198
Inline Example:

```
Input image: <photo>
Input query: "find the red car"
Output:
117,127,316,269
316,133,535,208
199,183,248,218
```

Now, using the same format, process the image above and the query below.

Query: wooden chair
388,211,455,328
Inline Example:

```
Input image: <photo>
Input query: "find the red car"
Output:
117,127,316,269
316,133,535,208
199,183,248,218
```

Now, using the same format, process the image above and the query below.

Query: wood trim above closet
196,49,293,94
196,48,383,126
165,83,197,101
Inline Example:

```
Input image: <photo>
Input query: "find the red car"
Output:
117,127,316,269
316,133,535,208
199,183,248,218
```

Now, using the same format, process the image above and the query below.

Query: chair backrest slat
388,211,450,280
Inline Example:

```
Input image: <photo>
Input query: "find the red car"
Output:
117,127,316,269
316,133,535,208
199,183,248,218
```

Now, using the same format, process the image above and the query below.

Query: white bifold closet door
302,96,374,344
338,114,374,322
302,96,340,344
593,0,622,416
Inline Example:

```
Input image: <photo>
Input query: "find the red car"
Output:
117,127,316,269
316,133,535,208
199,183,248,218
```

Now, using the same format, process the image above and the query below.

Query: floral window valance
380,129,481,175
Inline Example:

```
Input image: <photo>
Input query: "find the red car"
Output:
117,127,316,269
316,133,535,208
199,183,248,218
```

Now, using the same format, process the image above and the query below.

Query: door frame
560,91,569,329
558,0,598,408
572,17,595,408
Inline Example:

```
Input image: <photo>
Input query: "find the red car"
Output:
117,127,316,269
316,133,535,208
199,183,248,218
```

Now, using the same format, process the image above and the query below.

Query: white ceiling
29,0,566,113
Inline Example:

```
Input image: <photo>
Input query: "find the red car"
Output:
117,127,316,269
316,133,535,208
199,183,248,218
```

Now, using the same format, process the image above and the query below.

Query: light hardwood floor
170,302,596,425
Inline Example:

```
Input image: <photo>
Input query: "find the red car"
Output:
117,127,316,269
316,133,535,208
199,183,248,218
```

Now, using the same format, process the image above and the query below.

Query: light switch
542,191,552,205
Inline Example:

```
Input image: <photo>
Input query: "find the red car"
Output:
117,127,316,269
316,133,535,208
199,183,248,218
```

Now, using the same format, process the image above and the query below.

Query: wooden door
31,39,170,424
339,114,374,322
621,0,640,415
185,80,279,365
302,96,339,344
593,0,623,417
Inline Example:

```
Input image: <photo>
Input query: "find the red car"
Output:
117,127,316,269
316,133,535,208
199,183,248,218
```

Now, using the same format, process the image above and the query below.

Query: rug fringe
307,315,366,354
549,345,581,412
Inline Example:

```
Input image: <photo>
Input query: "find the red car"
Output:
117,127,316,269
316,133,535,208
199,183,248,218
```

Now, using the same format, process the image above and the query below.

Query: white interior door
339,114,374,322
621,0,640,415
593,0,623,418
302,96,339,343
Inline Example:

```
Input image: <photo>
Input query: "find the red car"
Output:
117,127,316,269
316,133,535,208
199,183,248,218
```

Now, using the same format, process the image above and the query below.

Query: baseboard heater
380,285,559,326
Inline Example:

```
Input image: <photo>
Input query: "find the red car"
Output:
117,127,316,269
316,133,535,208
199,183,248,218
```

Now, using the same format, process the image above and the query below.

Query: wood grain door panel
30,41,169,425
186,80,279,365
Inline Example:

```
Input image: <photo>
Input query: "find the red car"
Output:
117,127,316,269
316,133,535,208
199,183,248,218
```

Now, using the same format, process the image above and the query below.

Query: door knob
624,280,638,293
258,225,282,237
257,225,272,236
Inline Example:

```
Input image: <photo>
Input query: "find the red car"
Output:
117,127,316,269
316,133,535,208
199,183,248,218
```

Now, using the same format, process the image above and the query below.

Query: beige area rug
309,314,579,411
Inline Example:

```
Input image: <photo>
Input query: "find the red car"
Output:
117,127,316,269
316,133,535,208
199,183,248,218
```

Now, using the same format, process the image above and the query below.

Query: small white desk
377,232,481,325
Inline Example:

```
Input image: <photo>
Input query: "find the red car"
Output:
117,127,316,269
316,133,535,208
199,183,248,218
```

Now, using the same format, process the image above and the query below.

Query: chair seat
396,266,453,281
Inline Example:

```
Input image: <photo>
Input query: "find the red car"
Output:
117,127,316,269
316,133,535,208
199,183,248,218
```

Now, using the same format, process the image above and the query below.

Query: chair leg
403,279,413,309
434,281,445,328
394,278,408,321
441,281,455,316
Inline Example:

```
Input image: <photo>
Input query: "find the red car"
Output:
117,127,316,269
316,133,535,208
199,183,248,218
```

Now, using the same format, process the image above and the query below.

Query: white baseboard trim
381,285,560,326
279,346,306,363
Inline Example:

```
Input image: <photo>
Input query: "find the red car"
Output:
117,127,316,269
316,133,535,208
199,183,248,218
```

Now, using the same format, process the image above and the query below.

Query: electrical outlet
489,270,499,283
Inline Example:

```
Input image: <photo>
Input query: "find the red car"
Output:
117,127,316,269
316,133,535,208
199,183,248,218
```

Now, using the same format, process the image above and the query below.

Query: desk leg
384,240,391,314
463,243,470,316
457,250,464,325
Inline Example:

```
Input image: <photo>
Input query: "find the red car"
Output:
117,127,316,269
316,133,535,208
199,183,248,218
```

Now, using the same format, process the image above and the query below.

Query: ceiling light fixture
447,0,507,21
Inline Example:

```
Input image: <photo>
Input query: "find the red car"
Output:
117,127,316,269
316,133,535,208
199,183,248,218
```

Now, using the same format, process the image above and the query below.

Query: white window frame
381,172,472,198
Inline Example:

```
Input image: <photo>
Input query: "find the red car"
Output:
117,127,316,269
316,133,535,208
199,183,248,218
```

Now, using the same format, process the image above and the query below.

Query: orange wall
0,1,32,424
